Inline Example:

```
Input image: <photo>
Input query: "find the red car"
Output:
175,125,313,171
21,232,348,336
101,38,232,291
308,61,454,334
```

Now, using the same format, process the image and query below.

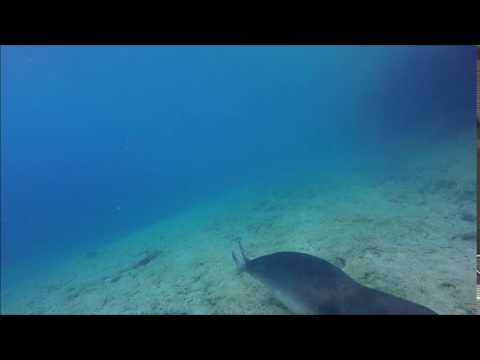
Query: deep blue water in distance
1,45,476,288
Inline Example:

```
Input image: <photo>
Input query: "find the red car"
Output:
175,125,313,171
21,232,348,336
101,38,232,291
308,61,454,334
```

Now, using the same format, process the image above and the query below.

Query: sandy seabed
2,132,477,315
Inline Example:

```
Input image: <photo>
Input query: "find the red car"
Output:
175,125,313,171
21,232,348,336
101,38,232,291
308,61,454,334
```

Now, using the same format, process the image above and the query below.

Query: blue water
0,45,476,303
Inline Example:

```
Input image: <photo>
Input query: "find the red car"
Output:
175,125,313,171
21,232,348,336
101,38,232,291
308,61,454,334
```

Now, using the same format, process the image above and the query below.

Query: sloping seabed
1,129,476,315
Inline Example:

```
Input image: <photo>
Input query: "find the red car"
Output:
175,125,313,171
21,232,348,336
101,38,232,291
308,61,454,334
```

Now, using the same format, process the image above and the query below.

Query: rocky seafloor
1,131,477,315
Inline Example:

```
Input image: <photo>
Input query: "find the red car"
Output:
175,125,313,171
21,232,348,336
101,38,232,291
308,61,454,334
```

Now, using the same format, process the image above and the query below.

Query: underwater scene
0,45,477,315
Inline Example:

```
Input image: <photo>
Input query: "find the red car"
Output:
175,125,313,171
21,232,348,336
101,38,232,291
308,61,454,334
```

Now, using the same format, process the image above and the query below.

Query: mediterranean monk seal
232,241,437,315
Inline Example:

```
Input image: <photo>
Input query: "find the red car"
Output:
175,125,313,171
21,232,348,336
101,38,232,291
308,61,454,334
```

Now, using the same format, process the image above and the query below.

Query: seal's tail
232,239,250,273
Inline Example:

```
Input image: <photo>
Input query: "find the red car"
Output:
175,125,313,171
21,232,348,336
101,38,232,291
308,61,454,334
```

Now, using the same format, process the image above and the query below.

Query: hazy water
0,45,476,304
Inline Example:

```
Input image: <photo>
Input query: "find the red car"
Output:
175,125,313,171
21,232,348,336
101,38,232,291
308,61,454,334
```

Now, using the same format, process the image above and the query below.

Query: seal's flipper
232,239,250,273
232,251,245,273
237,239,250,263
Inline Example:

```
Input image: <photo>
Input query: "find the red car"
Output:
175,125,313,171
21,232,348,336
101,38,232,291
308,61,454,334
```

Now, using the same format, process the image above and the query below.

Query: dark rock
460,232,476,241
207,296,221,306
451,232,476,241
66,291,80,302
460,212,476,223
131,249,162,270
111,274,122,283
440,282,456,289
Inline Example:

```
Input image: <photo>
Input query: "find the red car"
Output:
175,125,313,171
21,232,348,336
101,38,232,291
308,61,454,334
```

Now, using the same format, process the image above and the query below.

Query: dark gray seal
232,242,437,315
